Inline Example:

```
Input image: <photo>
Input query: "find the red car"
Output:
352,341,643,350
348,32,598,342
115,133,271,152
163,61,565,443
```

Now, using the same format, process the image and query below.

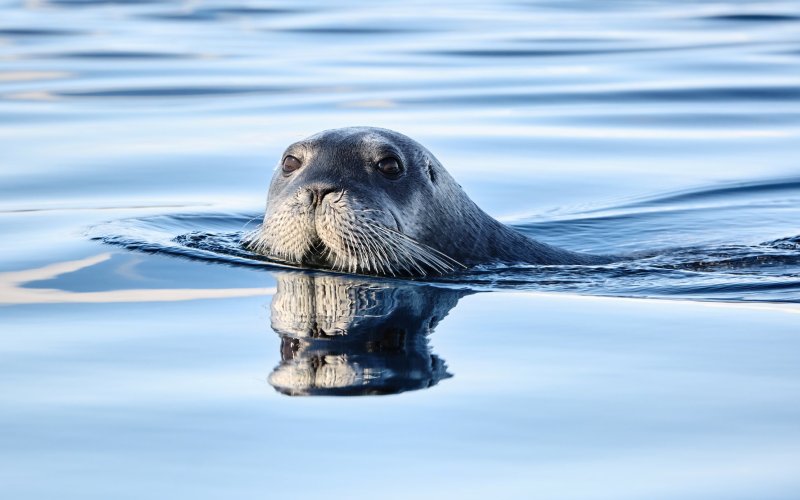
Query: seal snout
302,185,342,209
308,186,337,207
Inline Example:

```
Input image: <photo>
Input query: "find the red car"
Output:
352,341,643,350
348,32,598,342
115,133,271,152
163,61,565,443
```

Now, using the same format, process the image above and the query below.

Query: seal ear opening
426,161,437,184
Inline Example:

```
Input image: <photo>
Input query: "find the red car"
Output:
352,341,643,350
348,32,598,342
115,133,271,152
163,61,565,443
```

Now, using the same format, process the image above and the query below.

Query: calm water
2,0,800,498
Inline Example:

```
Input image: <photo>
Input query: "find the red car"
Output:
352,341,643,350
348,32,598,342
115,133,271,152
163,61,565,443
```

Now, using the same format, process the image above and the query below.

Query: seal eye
282,155,302,174
376,157,402,178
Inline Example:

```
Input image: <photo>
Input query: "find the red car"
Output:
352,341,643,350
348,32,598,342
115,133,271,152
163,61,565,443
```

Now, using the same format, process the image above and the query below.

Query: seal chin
299,232,330,269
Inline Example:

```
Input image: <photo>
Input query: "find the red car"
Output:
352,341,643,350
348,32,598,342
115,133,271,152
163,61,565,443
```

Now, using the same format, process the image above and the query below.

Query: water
2,1,800,498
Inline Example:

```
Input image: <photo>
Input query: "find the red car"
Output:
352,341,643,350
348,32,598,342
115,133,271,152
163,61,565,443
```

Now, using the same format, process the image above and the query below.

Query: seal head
246,127,611,277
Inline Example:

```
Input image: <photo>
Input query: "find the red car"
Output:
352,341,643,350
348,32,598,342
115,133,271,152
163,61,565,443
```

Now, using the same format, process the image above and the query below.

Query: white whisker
244,189,463,277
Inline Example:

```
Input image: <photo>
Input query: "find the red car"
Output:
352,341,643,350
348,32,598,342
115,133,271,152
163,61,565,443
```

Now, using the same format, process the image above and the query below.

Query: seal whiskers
244,197,464,277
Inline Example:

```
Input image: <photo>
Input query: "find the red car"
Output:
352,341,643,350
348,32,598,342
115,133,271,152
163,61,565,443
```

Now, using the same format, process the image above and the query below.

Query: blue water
2,1,800,498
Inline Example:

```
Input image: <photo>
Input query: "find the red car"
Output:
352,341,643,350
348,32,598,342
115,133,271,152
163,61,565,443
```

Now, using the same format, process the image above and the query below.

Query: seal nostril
309,187,337,207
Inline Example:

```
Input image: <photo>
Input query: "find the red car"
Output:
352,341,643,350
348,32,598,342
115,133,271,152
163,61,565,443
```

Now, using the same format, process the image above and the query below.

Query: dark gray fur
248,127,613,276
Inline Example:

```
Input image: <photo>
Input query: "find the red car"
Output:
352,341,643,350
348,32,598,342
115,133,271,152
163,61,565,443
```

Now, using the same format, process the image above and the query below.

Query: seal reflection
268,272,467,396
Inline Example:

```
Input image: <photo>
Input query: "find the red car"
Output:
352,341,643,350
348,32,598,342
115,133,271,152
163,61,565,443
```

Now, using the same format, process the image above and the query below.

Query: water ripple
143,8,298,22
704,14,800,23
0,28,80,37
57,85,291,98
48,50,194,60
402,86,800,107
89,178,800,303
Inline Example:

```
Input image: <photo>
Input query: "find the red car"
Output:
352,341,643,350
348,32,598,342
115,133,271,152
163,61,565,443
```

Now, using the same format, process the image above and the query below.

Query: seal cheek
388,210,403,233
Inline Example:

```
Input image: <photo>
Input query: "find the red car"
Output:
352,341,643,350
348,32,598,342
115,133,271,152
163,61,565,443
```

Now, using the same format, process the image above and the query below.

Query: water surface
2,0,800,498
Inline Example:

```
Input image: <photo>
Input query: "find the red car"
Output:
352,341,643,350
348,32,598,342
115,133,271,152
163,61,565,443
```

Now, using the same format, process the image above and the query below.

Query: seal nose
308,186,337,207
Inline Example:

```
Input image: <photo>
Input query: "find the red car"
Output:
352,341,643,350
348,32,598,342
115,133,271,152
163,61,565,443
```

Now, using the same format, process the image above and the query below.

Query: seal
245,127,613,277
